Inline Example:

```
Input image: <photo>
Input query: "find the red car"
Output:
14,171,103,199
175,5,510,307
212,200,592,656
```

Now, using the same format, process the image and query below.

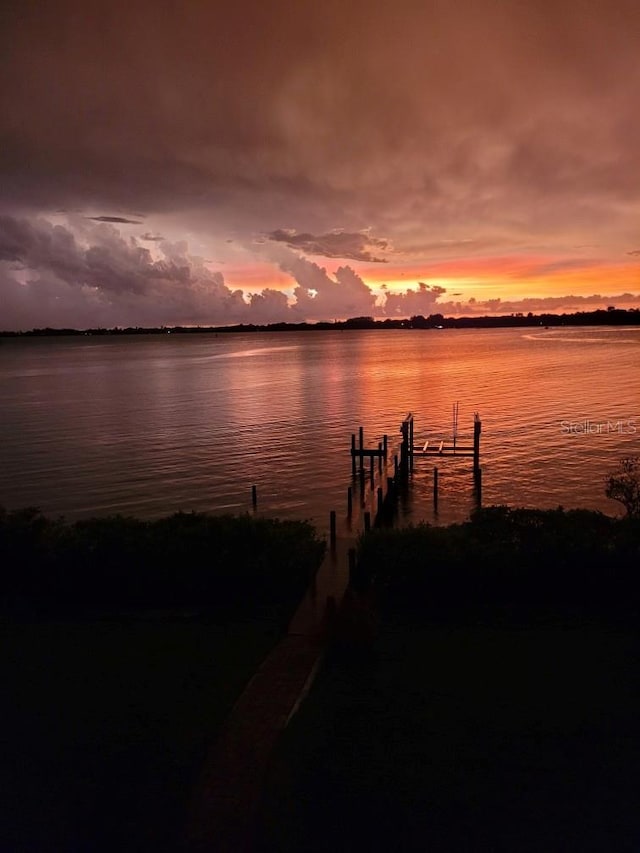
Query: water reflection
1,328,638,529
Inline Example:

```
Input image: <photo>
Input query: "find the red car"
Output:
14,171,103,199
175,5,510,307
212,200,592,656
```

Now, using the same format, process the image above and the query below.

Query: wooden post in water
347,486,353,518
252,485,257,509
330,510,336,551
410,416,415,472
378,442,383,473
400,422,407,473
394,454,399,477
383,434,388,460
370,454,375,489
433,467,439,508
377,486,383,518
359,426,364,475
364,511,371,533
473,414,482,475
351,433,356,479
475,467,482,506
399,413,413,477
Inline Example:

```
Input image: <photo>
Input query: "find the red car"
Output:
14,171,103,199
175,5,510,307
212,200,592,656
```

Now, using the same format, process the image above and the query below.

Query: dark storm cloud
0,216,251,327
0,1,337,214
88,216,143,224
0,216,376,327
1,0,640,325
2,0,638,222
268,229,389,263
0,215,185,295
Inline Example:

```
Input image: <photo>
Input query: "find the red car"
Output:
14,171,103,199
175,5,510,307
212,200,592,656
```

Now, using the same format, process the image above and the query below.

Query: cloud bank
1,216,638,330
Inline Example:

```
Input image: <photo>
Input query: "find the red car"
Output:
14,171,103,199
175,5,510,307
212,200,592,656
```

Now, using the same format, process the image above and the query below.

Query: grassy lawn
259,619,640,852
2,615,281,852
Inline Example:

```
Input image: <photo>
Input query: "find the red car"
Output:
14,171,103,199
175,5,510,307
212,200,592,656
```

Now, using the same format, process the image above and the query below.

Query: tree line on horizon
1,306,640,337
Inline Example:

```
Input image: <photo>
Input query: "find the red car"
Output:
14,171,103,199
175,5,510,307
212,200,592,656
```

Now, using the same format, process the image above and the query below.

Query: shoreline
2,309,640,337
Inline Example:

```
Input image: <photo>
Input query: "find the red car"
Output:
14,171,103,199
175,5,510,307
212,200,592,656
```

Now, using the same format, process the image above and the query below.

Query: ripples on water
1,328,639,531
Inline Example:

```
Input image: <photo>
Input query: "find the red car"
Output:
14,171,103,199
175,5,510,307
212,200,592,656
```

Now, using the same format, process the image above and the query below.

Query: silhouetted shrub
0,508,325,617
606,456,640,518
358,507,639,623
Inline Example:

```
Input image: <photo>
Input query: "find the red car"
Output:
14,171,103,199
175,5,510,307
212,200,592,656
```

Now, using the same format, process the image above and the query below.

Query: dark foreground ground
0,510,325,852
3,508,637,851
2,615,281,852
258,616,640,852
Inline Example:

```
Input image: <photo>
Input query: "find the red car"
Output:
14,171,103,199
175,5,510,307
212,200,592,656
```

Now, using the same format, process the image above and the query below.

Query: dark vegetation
1,306,640,336
1,510,324,853
4,498,639,850
358,506,640,624
1,508,324,620
259,507,640,851
606,456,640,519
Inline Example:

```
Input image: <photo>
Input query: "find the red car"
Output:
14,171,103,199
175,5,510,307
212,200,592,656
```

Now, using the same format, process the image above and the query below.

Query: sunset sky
1,0,640,329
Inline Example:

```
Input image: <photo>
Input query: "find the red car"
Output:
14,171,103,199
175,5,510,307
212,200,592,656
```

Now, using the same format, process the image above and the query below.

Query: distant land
2,307,640,337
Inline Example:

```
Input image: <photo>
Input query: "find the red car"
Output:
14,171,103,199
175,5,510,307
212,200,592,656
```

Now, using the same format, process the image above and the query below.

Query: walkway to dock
185,448,396,852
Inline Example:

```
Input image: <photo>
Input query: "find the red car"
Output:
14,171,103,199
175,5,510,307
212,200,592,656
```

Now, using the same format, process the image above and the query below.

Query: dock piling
399,413,414,477
351,433,356,479
475,466,482,505
473,414,482,474
251,485,257,509
347,410,482,520
410,416,414,472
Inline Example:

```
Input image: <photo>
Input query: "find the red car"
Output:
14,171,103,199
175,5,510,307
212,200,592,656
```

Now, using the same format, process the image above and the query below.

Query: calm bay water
1,328,639,531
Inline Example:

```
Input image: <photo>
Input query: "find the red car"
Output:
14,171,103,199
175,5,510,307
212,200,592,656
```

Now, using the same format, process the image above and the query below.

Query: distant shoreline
2,307,640,337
